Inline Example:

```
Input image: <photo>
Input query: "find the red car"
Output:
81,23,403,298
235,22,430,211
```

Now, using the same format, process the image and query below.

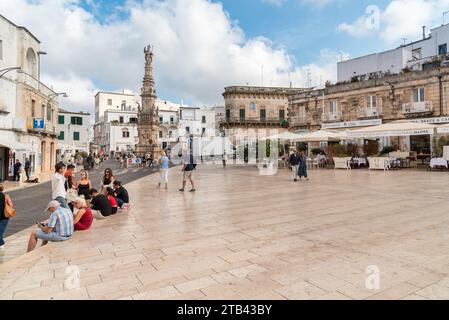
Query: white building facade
57,109,90,160
338,24,449,82
100,109,139,154
93,90,139,153
0,15,60,182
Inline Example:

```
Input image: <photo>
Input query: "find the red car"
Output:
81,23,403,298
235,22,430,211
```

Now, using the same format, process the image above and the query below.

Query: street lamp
0,67,21,79
47,92,68,105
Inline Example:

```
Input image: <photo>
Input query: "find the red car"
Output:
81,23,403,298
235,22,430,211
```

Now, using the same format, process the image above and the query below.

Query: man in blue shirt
158,151,170,190
27,200,73,252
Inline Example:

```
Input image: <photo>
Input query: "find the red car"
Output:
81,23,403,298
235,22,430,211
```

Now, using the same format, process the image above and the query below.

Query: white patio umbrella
262,131,305,141
348,121,436,138
290,129,342,143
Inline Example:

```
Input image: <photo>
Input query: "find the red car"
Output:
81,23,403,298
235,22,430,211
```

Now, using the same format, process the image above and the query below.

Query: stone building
222,86,302,140
57,108,90,160
0,14,59,182
289,67,449,154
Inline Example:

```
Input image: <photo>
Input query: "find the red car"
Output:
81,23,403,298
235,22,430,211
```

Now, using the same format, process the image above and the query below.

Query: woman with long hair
76,170,92,200
100,168,115,193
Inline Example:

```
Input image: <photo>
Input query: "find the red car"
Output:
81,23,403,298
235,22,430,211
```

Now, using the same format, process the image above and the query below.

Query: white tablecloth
430,158,448,168
352,158,367,166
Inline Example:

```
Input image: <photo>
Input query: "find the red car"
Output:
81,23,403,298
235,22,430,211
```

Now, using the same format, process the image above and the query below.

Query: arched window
26,48,37,78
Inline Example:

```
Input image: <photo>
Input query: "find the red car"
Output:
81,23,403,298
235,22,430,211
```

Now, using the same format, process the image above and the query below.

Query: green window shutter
73,132,80,141
71,117,75,125
58,131,65,140
58,115,64,125
79,117,83,126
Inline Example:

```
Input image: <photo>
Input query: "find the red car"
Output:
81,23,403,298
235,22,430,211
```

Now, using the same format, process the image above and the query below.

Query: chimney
422,26,426,39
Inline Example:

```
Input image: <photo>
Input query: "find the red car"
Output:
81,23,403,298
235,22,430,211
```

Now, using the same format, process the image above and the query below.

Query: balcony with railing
223,117,287,127
322,112,342,122
290,115,309,126
17,72,56,97
357,107,383,119
25,117,57,135
402,101,433,115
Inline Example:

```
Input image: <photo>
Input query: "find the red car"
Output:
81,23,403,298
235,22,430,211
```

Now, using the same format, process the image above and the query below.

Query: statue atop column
135,44,162,158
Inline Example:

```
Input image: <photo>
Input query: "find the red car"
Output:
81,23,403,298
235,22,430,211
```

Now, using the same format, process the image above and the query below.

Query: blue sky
3,0,448,111
80,0,396,66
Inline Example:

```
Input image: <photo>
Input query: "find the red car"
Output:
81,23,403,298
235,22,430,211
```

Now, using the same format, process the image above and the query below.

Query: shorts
183,170,194,181
36,230,70,242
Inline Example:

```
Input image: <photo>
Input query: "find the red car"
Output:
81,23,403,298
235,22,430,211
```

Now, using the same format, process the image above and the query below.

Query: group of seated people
27,169,131,252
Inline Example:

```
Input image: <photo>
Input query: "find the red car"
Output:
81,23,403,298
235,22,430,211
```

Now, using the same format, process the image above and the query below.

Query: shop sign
411,117,449,124
34,118,45,129
322,119,382,129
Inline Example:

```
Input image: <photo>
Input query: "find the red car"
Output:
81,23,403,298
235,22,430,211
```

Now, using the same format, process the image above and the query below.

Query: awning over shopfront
264,132,305,141
290,130,343,142
0,131,32,152
348,121,436,138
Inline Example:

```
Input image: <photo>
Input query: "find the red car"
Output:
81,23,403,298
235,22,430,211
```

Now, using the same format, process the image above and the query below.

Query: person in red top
73,197,93,231
106,187,118,215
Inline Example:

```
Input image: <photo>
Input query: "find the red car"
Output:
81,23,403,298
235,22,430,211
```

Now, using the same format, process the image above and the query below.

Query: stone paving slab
1,165,449,300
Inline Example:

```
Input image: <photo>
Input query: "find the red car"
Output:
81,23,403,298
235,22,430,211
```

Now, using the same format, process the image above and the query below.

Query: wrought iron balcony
402,101,433,114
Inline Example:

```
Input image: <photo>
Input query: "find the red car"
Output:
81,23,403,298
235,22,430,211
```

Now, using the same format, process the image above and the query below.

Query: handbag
4,203,16,218
67,189,78,203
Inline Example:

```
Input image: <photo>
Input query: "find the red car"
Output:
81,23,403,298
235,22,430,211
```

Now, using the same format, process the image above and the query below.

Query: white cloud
338,16,372,38
338,0,449,44
0,0,337,113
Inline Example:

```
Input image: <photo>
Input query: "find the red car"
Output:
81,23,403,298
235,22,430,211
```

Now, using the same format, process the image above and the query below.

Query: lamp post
0,67,21,79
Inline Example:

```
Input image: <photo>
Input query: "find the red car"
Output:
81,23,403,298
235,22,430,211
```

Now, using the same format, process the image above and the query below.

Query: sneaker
294,179,298,182
189,189,196,192
0,244,5,250
179,189,185,192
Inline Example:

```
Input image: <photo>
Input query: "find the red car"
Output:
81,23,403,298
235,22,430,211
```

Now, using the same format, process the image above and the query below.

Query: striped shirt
48,207,74,237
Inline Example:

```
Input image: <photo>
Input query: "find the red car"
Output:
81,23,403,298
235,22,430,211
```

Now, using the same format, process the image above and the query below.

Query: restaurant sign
322,119,382,129
410,116,449,124
348,129,435,138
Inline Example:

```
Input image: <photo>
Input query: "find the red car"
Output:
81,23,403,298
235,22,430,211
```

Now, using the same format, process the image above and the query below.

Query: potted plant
332,144,352,170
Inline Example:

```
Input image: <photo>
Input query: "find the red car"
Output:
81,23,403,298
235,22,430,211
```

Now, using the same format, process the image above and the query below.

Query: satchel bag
4,203,16,218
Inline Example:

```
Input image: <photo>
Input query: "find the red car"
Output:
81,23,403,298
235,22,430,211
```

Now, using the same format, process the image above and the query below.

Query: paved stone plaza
2,165,449,300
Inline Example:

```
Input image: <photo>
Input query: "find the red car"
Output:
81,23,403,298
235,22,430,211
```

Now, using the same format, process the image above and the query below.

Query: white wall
337,24,449,82
95,91,139,123
57,112,90,152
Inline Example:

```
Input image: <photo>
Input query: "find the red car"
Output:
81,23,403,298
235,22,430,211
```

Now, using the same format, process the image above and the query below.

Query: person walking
76,170,92,200
288,149,300,182
13,159,22,182
222,151,227,168
94,155,100,170
157,151,170,190
179,152,196,192
0,184,14,249
52,162,70,209
298,150,309,181
24,159,31,182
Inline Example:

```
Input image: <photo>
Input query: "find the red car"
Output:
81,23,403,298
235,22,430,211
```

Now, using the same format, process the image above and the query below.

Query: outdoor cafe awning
263,131,306,141
347,121,436,138
290,129,343,143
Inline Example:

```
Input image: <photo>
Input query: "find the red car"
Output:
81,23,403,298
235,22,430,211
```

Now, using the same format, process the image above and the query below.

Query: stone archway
26,48,37,78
